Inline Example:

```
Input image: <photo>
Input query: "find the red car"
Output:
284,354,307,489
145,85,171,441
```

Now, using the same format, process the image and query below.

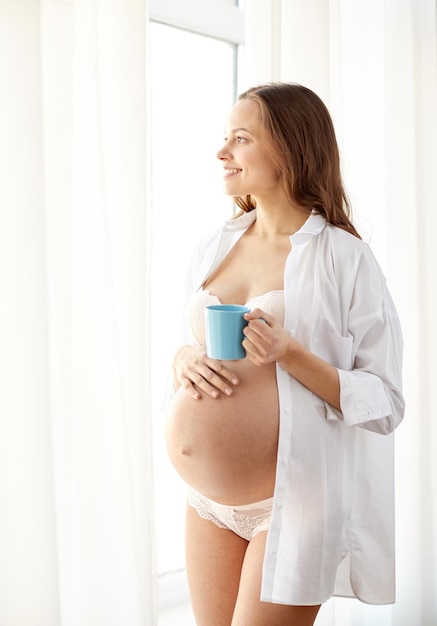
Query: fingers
199,359,240,398
242,329,273,365
178,351,240,400
244,308,275,344
243,309,284,364
244,307,274,327
182,378,202,400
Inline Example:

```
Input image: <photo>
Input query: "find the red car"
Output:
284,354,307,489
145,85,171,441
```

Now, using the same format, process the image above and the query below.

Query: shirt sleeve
325,248,405,435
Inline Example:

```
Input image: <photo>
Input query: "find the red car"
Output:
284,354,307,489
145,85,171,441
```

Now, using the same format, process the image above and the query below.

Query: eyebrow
226,127,255,135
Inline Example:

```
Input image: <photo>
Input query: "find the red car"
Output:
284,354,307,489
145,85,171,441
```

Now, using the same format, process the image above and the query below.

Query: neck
252,201,311,237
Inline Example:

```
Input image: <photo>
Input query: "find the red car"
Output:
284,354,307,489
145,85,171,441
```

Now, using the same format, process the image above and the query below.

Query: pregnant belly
165,360,279,505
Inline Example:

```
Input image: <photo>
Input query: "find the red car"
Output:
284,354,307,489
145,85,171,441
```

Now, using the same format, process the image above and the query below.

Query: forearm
278,338,341,411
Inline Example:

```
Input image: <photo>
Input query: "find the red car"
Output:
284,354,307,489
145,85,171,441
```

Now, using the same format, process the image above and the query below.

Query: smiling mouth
224,168,242,177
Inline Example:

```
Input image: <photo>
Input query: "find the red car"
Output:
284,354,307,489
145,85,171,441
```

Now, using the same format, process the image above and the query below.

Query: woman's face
217,98,281,201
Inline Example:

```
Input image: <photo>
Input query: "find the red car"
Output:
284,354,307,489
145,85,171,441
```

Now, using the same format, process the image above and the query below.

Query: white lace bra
190,287,285,346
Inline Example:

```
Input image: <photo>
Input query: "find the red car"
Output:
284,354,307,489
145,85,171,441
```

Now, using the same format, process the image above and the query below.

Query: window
149,0,245,587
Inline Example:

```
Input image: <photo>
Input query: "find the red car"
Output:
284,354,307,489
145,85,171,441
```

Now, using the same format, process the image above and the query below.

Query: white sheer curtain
244,1,437,624
0,0,156,624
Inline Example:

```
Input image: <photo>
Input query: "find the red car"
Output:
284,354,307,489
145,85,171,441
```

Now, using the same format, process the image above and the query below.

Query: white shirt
173,210,405,605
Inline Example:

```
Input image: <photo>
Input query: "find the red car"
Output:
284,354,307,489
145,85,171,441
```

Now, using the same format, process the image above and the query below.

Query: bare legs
185,503,247,624
185,504,321,626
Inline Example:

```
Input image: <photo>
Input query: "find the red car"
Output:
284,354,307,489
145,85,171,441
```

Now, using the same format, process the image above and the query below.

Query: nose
217,141,231,161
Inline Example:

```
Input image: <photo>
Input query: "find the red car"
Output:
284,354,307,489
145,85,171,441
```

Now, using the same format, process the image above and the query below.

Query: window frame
148,1,245,617
149,0,244,44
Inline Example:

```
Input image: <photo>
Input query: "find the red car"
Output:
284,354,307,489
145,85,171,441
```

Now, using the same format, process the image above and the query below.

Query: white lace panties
187,488,273,541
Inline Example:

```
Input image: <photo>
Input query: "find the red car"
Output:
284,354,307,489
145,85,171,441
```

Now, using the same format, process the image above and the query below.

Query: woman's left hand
243,308,341,410
242,308,291,366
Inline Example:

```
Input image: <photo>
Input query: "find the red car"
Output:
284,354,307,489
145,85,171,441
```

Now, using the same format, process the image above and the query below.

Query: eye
236,136,247,144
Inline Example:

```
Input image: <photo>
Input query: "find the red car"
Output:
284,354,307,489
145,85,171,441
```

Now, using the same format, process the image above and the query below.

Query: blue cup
205,304,250,360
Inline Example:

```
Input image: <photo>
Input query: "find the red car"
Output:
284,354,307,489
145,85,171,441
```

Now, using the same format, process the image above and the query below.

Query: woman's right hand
172,345,240,400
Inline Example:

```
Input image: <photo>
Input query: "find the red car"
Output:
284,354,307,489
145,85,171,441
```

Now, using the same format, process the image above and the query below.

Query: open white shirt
170,210,405,605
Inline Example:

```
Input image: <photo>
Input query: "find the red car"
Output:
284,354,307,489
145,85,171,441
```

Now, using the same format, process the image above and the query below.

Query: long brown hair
234,82,360,238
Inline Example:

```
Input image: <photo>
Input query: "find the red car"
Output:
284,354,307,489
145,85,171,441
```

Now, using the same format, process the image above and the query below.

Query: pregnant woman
164,83,405,626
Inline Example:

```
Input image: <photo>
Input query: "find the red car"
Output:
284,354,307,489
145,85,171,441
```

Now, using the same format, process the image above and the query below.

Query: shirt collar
290,210,326,245
223,209,257,232
223,208,326,242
